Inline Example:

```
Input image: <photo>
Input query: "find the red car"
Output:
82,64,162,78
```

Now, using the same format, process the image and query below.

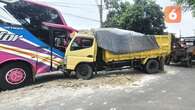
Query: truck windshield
71,37,94,51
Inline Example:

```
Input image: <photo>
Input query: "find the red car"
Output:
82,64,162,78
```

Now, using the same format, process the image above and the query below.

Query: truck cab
64,31,97,78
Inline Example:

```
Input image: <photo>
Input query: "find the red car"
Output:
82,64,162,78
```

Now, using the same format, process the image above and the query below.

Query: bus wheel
76,64,93,80
145,59,160,74
0,62,33,90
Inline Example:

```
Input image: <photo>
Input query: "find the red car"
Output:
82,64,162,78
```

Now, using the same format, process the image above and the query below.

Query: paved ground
0,65,195,110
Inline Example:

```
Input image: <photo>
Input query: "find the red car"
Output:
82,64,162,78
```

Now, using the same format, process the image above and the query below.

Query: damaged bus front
0,0,77,90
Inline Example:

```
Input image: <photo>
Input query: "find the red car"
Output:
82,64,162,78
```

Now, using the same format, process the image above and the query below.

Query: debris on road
0,70,145,107
0,67,163,110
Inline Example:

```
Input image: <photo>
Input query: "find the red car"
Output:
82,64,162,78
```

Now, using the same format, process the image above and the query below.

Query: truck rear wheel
184,56,192,67
0,62,33,90
145,59,160,74
165,56,171,65
76,64,93,80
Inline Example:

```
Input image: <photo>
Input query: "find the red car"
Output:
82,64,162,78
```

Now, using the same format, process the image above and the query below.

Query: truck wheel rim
149,62,157,70
5,68,26,85
80,67,88,76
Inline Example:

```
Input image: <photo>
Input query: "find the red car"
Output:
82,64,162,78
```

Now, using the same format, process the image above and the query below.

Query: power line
36,1,101,23
43,1,98,7
48,4,100,15
51,3,106,9
62,12,100,22
51,4,93,9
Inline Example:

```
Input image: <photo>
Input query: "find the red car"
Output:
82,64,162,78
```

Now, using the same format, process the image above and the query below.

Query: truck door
66,36,96,70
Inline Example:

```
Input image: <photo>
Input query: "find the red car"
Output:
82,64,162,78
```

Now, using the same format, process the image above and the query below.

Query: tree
103,0,127,28
103,0,166,35
172,0,195,16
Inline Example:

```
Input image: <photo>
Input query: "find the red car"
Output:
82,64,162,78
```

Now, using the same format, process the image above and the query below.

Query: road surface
0,65,195,110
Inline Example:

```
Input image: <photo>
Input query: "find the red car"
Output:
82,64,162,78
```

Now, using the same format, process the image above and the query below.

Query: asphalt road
42,65,195,110
1,65,195,110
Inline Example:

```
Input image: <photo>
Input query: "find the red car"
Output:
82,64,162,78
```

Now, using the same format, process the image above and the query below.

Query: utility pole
97,0,103,27
179,29,182,38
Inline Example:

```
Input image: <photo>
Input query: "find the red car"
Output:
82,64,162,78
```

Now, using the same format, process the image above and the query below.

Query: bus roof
0,0,18,3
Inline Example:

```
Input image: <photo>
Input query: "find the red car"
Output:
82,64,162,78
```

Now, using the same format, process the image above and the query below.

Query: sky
35,0,195,37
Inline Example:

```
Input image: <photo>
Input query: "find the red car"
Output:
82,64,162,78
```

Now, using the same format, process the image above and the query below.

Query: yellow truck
64,28,171,80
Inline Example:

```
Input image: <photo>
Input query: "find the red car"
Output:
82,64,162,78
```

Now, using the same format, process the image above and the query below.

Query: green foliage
173,0,195,8
103,0,166,35
172,0,195,16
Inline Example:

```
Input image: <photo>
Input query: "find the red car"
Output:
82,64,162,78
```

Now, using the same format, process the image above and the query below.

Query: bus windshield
5,1,64,26
0,3,21,25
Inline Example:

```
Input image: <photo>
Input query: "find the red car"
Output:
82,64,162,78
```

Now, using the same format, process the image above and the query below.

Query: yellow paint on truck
65,35,97,70
103,35,171,64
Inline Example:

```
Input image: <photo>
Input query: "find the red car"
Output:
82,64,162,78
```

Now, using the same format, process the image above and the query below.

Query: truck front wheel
76,64,93,80
145,59,160,74
0,62,33,90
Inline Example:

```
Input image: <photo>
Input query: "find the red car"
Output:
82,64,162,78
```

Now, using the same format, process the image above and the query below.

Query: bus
0,0,77,90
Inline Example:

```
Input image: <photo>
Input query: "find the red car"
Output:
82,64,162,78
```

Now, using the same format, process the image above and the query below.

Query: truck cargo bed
103,35,171,63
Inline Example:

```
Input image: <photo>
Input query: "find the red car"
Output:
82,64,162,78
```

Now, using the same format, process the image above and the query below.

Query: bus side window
53,31,69,52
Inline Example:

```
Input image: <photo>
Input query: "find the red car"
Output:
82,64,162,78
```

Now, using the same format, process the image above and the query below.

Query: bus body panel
0,24,64,74
0,0,77,76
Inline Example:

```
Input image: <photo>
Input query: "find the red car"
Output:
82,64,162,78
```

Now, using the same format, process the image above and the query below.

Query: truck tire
145,59,160,74
165,56,171,65
63,72,70,78
159,58,165,71
76,64,93,80
0,62,33,90
184,56,192,67
63,69,72,78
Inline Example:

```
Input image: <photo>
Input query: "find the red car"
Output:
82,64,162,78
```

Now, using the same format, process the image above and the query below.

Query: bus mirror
42,22,63,30
41,22,51,30
42,22,78,33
